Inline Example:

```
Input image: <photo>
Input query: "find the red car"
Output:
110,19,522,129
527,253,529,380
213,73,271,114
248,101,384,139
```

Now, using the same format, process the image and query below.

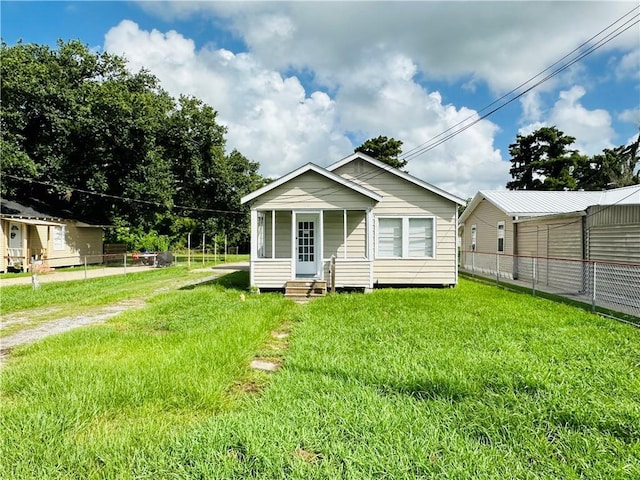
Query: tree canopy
506,126,639,191
1,40,265,250
355,135,406,170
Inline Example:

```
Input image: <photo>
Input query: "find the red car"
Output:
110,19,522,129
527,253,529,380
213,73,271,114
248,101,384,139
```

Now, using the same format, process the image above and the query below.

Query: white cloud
616,48,640,80
139,1,638,94
104,20,508,198
519,85,615,155
619,107,640,126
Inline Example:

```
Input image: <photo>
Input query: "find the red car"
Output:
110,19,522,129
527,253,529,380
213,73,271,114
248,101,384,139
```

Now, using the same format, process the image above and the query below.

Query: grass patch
2,279,638,478
0,267,220,338
1,274,297,478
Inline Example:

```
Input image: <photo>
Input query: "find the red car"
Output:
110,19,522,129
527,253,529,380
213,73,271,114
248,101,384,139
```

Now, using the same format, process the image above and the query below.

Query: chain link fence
460,251,640,322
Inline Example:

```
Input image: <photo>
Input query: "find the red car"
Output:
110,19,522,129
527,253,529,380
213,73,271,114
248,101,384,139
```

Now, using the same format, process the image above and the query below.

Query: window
257,212,266,258
53,225,66,251
497,221,505,253
377,216,435,258
378,218,402,257
471,225,477,251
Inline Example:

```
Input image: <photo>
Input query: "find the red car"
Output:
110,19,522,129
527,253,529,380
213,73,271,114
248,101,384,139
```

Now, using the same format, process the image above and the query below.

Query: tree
506,126,579,191
574,137,640,190
0,40,264,250
355,135,406,170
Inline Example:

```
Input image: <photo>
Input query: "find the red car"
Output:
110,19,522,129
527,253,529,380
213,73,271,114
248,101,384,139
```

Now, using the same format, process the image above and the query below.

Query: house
240,152,465,294
458,185,640,285
1,200,105,272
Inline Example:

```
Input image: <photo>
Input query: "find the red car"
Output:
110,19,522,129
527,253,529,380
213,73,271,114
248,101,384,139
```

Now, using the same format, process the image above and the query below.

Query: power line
4,174,246,215
262,9,640,206
401,6,640,162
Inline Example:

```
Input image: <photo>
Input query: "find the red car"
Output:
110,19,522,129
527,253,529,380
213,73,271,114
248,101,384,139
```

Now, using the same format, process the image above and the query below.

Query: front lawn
1,278,638,479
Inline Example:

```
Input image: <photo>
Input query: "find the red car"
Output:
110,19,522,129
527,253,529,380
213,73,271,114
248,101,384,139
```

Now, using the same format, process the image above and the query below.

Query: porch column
367,208,374,287
271,210,276,259
319,210,324,278
343,209,347,259
291,210,296,279
250,209,258,285
21,223,28,272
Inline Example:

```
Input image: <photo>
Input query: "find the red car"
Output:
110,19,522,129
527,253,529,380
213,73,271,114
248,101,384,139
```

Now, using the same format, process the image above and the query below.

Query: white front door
9,222,22,250
296,214,318,277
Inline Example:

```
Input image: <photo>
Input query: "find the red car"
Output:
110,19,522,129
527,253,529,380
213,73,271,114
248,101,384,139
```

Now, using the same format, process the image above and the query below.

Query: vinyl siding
335,161,458,285
323,211,343,258
515,215,584,290
586,205,640,264
251,171,375,210
460,198,514,276
323,259,370,287
588,225,640,264
46,225,104,267
252,260,291,288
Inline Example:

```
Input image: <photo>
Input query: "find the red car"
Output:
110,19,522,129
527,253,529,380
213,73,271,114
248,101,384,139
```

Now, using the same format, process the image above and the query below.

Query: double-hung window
471,224,477,251
53,225,67,251
377,216,435,258
497,221,505,253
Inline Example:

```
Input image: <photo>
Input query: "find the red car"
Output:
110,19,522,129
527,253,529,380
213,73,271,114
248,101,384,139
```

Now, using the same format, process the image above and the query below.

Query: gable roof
327,152,466,205
240,162,383,204
459,185,640,223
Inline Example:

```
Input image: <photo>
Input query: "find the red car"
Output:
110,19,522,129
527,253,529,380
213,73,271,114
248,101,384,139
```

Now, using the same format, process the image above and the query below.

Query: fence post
496,254,500,285
532,257,537,296
592,262,597,313
202,233,206,267
187,233,191,269
123,253,127,276
84,256,87,280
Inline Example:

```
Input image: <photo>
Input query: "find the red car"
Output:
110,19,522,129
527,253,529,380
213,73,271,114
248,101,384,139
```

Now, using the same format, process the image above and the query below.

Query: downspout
513,217,518,280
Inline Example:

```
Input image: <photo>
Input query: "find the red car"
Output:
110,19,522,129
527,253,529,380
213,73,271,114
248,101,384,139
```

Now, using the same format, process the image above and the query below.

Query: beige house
458,186,640,283
1,200,104,272
241,153,465,293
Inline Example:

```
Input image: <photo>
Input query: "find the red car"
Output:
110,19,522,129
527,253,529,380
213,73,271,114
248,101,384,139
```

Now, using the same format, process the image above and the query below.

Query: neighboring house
458,185,640,284
1,200,105,272
241,152,465,293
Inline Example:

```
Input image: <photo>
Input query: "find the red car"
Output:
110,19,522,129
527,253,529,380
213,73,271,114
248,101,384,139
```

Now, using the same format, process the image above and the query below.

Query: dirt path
0,263,248,365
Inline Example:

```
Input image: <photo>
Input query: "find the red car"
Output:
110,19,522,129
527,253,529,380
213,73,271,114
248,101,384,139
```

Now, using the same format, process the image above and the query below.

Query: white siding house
241,153,465,291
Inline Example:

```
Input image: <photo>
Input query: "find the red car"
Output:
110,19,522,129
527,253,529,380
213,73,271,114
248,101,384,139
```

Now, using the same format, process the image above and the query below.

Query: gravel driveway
0,262,249,365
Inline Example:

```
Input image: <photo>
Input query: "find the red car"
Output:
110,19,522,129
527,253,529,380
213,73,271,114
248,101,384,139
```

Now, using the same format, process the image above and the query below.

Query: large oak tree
1,40,264,249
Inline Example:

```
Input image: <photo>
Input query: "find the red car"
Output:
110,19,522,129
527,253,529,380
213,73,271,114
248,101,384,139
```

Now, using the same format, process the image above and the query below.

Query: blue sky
2,1,639,198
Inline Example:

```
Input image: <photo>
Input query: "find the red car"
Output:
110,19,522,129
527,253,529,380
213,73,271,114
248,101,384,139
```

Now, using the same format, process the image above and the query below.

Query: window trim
375,215,436,259
497,221,505,253
471,224,477,251
53,225,67,251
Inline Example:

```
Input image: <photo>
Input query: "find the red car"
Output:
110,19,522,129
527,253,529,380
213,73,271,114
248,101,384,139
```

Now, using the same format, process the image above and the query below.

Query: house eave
241,162,382,205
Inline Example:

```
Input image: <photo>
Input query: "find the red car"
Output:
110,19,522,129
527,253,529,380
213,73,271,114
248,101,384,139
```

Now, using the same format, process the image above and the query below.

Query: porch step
285,280,327,299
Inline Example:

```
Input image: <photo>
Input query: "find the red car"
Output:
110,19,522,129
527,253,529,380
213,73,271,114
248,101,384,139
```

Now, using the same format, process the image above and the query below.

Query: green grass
1,279,639,479
1,266,214,317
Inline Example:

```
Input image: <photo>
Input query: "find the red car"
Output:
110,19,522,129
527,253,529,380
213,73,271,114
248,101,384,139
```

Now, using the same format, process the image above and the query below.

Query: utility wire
4,174,246,215
262,11,640,206
401,6,640,162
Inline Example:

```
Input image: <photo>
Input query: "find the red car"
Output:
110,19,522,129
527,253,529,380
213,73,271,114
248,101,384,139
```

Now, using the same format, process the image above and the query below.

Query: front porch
250,209,374,290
